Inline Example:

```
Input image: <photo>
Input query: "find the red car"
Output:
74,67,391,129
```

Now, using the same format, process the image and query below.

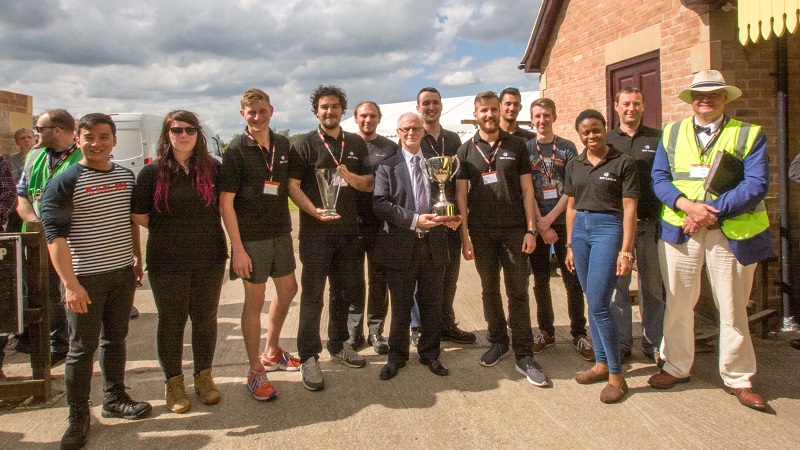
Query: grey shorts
230,234,296,284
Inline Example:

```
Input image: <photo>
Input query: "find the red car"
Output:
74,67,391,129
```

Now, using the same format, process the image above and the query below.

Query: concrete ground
2,215,800,449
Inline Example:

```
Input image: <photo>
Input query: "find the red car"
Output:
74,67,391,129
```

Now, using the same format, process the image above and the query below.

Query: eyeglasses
397,126,423,134
169,127,198,136
34,125,60,132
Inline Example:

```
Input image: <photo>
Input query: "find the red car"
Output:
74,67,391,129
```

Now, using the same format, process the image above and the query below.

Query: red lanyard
424,133,445,156
318,128,345,166
474,137,502,171
532,139,556,181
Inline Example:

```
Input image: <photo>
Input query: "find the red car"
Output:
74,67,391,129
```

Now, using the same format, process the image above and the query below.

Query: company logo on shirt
598,172,618,182
641,144,656,154
85,182,128,195
498,151,516,161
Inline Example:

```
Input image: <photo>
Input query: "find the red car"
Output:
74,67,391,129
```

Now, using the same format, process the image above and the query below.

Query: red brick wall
1,90,33,157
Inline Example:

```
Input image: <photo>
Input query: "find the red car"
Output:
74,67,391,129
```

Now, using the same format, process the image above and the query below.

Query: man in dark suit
372,112,459,380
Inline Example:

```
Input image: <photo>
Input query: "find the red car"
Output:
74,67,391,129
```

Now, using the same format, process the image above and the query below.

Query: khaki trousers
658,227,757,388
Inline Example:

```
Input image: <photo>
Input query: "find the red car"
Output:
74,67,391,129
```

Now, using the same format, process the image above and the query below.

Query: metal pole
776,35,793,322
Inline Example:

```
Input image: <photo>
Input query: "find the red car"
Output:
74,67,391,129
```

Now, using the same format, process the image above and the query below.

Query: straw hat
678,70,742,104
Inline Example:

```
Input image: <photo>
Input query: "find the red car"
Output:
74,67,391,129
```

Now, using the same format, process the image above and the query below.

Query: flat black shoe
420,358,449,376
369,334,389,355
440,323,476,344
102,391,152,420
379,361,405,380
791,338,800,350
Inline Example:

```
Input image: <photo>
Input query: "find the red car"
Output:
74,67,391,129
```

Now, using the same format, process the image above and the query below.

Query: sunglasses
33,125,60,132
169,127,198,136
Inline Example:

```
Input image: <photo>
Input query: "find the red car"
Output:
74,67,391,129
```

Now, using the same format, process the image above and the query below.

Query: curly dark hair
310,85,348,114
574,109,606,131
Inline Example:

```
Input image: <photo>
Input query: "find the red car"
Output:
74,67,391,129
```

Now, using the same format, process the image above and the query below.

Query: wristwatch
564,243,571,249
618,251,634,261
526,229,539,237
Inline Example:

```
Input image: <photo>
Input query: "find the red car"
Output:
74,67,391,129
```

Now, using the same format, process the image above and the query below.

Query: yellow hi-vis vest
661,117,769,241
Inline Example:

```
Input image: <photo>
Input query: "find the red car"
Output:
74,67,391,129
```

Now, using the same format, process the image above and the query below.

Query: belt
415,231,429,239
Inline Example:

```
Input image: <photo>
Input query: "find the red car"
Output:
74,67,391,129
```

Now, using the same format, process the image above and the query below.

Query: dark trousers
411,228,460,330
297,234,361,362
47,261,69,354
386,236,444,363
150,261,226,380
528,223,587,338
65,266,136,406
344,226,389,338
471,228,534,359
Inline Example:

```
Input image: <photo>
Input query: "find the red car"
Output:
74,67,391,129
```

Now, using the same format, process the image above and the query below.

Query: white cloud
440,71,481,86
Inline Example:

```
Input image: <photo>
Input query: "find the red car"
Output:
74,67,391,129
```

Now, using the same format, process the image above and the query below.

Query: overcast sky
0,0,541,140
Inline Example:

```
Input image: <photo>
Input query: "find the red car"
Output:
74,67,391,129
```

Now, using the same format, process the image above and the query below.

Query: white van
108,113,223,176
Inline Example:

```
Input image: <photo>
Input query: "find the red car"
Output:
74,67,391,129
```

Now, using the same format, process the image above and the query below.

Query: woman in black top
564,109,639,403
131,110,227,413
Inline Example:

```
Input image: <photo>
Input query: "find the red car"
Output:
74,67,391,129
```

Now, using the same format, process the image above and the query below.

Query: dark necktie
695,124,712,135
410,155,428,215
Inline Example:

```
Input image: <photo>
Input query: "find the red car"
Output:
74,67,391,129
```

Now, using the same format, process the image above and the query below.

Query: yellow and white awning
738,0,800,44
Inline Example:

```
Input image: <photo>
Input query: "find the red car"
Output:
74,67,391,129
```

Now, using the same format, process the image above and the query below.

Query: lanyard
694,116,727,165
246,129,276,181
474,137,502,171
532,138,557,181
318,128,345,166
424,133,445,156
47,142,77,176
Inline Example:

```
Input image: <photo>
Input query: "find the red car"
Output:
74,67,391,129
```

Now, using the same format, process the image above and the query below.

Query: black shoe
379,361,405,380
791,338,800,350
369,334,389,355
480,343,510,367
102,390,152,420
346,334,366,352
419,357,449,376
440,323,476,344
51,350,68,367
410,328,421,347
621,348,632,362
61,402,90,450
129,306,140,320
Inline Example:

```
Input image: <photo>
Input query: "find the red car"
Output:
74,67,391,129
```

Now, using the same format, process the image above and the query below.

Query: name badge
482,171,498,185
542,186,559,200
263,180,280,195
689,164,710,179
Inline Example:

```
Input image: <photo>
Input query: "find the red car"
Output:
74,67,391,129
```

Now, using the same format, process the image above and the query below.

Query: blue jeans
571,212,623,374
611,219,665,354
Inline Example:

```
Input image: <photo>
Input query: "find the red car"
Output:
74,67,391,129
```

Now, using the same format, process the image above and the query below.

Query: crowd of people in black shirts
0,71,786,449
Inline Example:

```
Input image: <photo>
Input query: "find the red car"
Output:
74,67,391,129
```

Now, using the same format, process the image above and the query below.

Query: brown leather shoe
574,368,609,385
725,387,767,411
647,370,690,389
600,380,628,404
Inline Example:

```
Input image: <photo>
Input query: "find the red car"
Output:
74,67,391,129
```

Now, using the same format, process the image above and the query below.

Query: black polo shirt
564,145,639,214
605,125,661,220
456,130,531,230
421,127,462,208
526,136,577,225
219,130,292,241
359,134,398,227
511,126,537,142
288,126,371,236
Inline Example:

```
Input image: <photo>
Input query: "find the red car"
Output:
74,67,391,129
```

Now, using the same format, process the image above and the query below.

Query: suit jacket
372,152,449,270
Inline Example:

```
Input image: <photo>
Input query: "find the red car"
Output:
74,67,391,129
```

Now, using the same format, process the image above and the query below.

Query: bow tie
694,124,712,135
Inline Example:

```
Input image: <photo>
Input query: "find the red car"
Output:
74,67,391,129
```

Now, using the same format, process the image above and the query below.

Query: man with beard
411,87,476,347
288,85,374,391
456,91,549,387
499,87,536,142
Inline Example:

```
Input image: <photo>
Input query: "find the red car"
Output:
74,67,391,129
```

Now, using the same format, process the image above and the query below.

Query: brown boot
194,368,221,405
165,375,191,413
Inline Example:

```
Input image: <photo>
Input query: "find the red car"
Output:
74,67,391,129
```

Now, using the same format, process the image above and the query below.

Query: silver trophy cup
315,168,341,217
419,155,460,222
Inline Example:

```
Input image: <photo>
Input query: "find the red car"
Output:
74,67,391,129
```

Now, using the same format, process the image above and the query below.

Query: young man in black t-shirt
219,89,298,401
456,92,549,387
499,87,537,142
288,85,374,391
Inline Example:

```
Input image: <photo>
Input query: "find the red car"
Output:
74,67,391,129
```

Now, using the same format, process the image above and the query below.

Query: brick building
0,90,34,157
519,0,799,325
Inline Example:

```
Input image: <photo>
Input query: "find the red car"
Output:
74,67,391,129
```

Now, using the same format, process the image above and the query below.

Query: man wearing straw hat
649,70,772,411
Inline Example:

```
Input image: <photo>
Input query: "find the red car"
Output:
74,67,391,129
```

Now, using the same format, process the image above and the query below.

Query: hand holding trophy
419,155,461,225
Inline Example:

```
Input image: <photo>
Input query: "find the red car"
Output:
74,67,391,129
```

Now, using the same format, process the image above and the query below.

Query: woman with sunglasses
564,109,639,403
131,110,228,413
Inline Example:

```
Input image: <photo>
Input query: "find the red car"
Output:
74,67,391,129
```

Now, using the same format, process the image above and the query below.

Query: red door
607,51,662,130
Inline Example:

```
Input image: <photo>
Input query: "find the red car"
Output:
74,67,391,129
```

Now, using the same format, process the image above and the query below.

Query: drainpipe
776,34,794,323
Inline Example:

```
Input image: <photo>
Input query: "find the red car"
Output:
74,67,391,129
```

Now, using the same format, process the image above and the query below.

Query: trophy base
431,215,459,223
320,210,339,218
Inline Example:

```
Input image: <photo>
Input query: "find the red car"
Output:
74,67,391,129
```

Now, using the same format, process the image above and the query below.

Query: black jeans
411,228,460,330
343,226,389,338
150,261,226,380
297,234,361,362
386,237,444,363
471,228,534,359
528,223,587,338
65,266,136,406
